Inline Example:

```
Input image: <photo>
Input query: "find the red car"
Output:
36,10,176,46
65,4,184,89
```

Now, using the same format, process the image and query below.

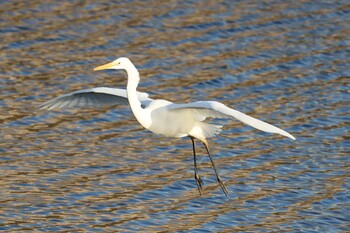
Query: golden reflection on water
1,0,349,232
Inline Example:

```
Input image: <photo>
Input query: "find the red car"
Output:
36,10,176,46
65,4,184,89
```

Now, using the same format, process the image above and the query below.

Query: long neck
125,64,145,125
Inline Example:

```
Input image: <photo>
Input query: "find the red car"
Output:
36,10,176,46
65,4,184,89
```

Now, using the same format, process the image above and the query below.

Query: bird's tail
189,122,222,141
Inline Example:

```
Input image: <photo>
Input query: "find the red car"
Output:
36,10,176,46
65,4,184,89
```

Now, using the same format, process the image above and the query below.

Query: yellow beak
93,61,117,71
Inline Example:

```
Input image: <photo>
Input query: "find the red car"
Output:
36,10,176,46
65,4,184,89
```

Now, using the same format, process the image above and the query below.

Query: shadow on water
1,0,349,232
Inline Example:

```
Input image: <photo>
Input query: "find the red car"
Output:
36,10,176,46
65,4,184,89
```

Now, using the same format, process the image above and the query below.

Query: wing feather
39,87,152,110
168,101,295,140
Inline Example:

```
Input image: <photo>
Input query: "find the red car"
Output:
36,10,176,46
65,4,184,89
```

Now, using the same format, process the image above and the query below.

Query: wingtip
38,101,51,110
38,104,46,111
283,131,296,140
38,101,55,111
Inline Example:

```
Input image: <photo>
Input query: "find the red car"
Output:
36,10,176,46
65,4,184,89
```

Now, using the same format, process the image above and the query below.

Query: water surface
1,0,349,232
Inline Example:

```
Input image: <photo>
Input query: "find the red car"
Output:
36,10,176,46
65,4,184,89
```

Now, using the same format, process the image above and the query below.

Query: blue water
1,0,349,232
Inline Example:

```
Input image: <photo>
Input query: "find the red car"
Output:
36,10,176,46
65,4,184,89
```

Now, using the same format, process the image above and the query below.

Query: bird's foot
195,173,203,196
217,177,229,197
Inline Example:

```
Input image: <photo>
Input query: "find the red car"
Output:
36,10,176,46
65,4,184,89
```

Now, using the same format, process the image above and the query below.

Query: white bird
40,57,295,197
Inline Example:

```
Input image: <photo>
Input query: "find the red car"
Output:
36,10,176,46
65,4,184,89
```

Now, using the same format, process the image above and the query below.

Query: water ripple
1,0,349,232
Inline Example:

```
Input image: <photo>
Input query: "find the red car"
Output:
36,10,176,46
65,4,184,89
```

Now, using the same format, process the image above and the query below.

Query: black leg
202,140,229,197
190,136,203,195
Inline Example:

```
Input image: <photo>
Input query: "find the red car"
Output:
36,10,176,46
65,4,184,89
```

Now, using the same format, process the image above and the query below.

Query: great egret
40,57,295,197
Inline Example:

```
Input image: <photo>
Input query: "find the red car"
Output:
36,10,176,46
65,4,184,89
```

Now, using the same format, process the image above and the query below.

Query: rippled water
1,0,349,232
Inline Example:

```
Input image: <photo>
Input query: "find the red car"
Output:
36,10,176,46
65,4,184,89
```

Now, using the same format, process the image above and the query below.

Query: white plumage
41,57,295,197
39,87,151,110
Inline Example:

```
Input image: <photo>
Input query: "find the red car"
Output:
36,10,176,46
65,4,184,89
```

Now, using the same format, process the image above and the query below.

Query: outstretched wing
39,87,152,110
168,101,295,140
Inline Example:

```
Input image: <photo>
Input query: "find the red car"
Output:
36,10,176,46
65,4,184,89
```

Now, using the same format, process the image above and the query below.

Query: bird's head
93,57,132,71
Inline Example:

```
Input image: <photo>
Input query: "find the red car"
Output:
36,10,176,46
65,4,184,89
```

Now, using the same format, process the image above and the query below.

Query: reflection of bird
40,57,295,197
